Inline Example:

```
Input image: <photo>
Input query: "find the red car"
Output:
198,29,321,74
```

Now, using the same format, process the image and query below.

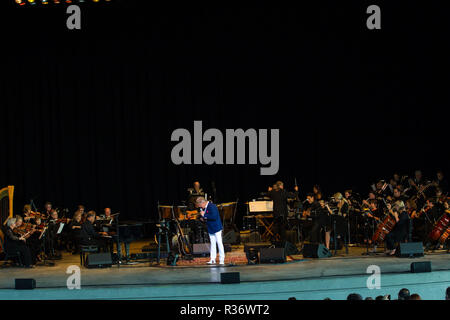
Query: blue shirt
203,202,223,234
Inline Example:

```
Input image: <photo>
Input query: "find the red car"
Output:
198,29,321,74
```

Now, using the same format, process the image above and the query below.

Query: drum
372,215,396,243
158,205,174,219
429,212,450,241
219,202,236,223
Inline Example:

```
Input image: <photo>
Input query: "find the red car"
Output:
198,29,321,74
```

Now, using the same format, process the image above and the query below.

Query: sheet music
248,201,273,212
57,223,65,234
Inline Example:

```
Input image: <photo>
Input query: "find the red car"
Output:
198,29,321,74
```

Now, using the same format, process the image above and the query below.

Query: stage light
28,0,37,5
41,0,49,4
65,0,72,3
15,0,26,5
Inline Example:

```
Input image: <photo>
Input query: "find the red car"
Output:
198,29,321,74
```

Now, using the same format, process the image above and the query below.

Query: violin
54,217,71,224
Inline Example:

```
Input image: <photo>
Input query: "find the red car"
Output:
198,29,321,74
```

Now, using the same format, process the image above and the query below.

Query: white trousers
209,230,225,262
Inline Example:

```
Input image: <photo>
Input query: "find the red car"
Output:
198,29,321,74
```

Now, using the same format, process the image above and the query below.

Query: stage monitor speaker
221,272,240,284
239,231,261,244
244,242,271,253
86,253,113,268
397,242,424,258
223,230,238,244
302,243,332,258
193,243,210,256
259,247,286,264
411,261,432,273
273,241,299,255
15,279,36,290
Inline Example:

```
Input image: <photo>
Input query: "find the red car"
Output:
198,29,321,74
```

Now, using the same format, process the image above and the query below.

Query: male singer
195,196,225,265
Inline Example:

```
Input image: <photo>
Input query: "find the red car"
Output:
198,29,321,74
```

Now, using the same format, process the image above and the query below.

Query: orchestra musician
69,212,83,254
4,218,34,268
187,181,206,211
42,202,53,219
385,201,410,256
266,181,299,242
312,185,323,201
196,196,225,265
80,211,109,252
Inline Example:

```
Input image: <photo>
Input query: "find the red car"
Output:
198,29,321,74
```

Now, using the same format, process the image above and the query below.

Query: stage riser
2,270,449,300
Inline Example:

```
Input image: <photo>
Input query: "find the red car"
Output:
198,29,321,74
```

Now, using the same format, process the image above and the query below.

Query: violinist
4,218,34,267
42,202,53,220
333,193,349,217
22,204,34,223
385,201,410,256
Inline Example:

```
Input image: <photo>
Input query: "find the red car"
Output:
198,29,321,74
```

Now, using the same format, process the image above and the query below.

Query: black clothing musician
266,181,299,242
187,181,206,211
309,198,332,249
69,213,83,253
434,170,448,194
80,212,109,251
4,218,34,267
385,201,410,255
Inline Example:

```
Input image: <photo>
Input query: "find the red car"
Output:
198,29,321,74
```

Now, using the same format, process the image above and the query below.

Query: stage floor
1,240,449,300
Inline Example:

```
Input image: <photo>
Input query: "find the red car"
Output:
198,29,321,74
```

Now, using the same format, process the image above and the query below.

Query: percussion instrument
175,206,187,221
158,205,174,220
428,212,450,242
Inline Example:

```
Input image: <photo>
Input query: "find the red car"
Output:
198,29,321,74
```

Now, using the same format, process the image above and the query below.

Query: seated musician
266,181,299,242
80,211,109,252
15,215,42,263
22,204,34,223
187,181,205,211
196,196,225,265
4,218,34,268
99,207,114,221
69,212,83,254
46,209,62,256
385,201,410,256
434,170,448,194
42,202,53,219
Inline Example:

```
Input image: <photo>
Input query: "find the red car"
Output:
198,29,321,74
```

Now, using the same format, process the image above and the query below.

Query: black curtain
0,2,448,221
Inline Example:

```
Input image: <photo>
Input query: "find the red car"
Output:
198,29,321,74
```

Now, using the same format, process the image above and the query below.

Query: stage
1,241,449,300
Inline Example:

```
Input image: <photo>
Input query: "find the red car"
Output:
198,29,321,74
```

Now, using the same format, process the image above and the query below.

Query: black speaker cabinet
273,241,299,255
411,261,432,273
302,243,332,258
259,247,286,264
192,243,210,255
397,242,424,258
244,242,271,253
221,272,240,284
223,230,239,244
86,253,113,268
15,279,36,290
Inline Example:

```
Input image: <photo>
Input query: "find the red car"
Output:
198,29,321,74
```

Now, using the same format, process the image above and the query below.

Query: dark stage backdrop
1,1,448,221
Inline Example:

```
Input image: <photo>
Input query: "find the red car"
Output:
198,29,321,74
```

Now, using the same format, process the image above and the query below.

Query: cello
371,199,396,244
